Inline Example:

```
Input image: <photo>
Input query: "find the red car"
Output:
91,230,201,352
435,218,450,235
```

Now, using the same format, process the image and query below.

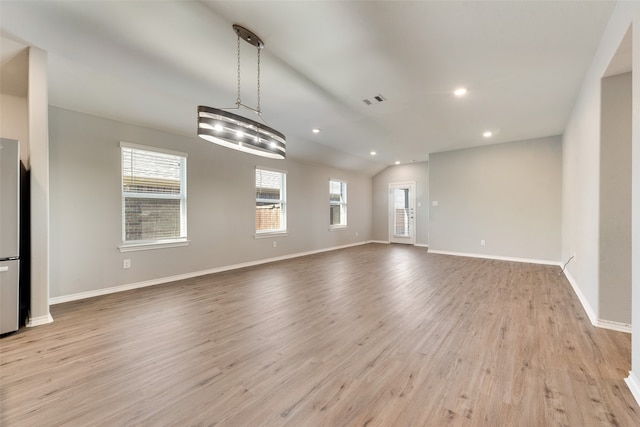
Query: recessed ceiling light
483,131,493,138
395,161,400,165
312,128,320,134
454,87,467,96
370,151,377,156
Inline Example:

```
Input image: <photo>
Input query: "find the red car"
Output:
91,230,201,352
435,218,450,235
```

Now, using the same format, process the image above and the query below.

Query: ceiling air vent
362,94,386,105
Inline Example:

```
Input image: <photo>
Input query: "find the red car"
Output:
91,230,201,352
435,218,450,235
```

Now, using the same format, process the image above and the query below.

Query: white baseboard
27,313,53,327
596,319,632,333
426,251,631,333
625,372,640,406
47,242,635,335
50,241,374,305
563,271,632,333
427,249,561,267
563,270,598,327
370,241,428,248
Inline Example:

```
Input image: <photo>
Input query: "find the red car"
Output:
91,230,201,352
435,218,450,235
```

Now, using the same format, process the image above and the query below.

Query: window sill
119,239,190,252
329,226,348,231
254,232,288,239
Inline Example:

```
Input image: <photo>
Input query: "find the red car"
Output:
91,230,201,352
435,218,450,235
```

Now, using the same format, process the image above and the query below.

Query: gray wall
429,136,562,262
48,107,372,299
562,2,639,392
599,72,632,325
371,162,429,245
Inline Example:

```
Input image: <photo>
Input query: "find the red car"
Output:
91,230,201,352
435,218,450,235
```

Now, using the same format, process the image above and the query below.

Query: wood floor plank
1,244,638,426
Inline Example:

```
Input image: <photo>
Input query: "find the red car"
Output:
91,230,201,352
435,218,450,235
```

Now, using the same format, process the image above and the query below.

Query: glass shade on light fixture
197,106,286,159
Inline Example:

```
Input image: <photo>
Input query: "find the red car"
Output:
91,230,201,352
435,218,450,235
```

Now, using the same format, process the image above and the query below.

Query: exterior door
389,182,416,244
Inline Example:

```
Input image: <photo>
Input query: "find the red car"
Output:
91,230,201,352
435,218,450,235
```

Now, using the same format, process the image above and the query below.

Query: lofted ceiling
0,0,615,176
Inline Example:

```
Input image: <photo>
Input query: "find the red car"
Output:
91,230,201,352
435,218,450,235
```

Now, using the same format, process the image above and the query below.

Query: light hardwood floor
1,244,639,426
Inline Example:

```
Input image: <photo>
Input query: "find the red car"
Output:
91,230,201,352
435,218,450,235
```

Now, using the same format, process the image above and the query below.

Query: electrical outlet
272,241,277,248
355,231,359,237
480,240,486,246
123,259,131,269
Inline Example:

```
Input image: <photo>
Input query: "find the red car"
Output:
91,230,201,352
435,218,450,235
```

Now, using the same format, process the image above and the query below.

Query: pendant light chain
235,32,262,115
236,34,242,106
257,47,262,114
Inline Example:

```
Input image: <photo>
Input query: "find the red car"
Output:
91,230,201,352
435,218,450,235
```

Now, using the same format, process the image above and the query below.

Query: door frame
388,182,416,245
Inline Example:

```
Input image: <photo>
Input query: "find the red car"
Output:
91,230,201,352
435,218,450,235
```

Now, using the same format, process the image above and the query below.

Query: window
256,168,286,234
329,179,347,228
120,143,187,249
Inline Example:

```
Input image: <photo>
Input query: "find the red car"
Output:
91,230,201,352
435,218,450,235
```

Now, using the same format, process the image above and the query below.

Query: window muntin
329,179,347,228
256,168,287,233
121,143,187,246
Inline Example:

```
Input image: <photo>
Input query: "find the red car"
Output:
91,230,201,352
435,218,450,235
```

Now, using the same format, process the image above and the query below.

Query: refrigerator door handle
0,266,8,272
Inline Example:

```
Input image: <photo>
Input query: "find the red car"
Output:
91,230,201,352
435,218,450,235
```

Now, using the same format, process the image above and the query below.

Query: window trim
329,178,348,230
253,231,288,239
118,240,190,253
255,166,287,235
119,142,189,251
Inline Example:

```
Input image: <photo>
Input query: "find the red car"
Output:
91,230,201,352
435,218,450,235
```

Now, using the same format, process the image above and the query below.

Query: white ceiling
0,0,615,176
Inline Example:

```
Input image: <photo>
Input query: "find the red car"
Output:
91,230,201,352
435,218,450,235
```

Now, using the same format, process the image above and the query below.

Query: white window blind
329,179,347,228
256,168,286,233
121,144,187,245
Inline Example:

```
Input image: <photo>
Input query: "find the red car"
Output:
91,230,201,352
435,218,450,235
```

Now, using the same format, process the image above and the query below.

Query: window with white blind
120,142,187,250
329,179,347,228
255,167,286,234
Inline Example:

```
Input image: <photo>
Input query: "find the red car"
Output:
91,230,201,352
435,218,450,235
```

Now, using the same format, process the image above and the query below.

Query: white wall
599,72,632,325
27,47,51,326
371,162,429,245
634,16,640,404
48,106,372,299
428,136,562,263
0,94,28,163
562,1,639,403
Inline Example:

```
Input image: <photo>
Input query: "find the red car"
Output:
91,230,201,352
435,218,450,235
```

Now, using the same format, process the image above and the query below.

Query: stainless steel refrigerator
0,138,20,334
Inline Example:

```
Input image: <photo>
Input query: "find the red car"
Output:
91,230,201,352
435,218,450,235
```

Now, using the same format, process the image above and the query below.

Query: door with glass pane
389,182,416,244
